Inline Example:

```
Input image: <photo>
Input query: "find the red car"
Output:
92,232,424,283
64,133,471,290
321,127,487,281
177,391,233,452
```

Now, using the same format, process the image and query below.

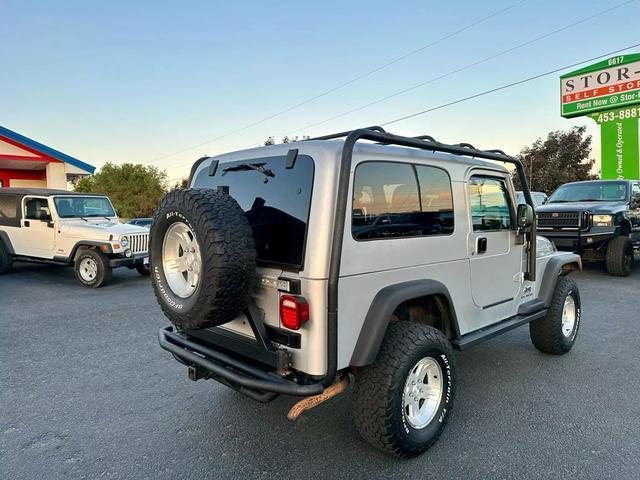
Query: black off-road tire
605,236,634,276
352,322,456,458
150,189,256,330
135,264,151,276
74,249,112,288
0,241,13,274
529,275,580,355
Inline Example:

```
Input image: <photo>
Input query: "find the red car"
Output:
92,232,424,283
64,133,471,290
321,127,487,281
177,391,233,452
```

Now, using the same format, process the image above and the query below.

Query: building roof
0,125,96,174
0,188,102,197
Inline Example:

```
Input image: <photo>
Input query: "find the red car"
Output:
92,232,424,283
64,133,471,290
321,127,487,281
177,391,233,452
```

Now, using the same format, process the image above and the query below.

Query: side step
452,309,547,350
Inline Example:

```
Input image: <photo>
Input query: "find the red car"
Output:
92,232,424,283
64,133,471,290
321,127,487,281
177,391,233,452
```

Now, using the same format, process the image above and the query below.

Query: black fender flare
349,279,459,367
538,253,582,308
70,241,110,261
0,231,15,254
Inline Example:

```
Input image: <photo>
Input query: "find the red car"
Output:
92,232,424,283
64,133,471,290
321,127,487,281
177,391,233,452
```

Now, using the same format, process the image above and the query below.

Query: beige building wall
46,162,68,189
9,179,47,188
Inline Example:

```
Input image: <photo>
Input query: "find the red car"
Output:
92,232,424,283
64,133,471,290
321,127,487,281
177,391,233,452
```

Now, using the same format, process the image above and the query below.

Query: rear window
193,154,314,270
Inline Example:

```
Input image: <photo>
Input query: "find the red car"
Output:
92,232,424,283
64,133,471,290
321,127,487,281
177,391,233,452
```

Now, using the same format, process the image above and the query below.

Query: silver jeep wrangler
152,127,582,458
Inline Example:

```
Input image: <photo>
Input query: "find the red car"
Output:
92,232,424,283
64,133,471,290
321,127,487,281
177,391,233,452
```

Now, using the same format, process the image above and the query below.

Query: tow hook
286,374,350,420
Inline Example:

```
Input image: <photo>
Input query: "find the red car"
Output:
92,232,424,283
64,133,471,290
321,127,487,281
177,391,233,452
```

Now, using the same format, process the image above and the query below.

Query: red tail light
280,295,309,330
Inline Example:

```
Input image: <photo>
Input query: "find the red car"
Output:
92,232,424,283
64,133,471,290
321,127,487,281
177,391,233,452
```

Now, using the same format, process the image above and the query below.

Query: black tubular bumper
158,327,324,400
539,229,617,250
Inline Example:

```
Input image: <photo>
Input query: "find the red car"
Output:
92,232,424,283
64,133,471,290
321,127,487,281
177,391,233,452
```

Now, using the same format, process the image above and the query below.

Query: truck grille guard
537,211,590,231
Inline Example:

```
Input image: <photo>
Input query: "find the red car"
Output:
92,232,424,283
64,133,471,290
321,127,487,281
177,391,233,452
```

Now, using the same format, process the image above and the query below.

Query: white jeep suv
0,188,150,287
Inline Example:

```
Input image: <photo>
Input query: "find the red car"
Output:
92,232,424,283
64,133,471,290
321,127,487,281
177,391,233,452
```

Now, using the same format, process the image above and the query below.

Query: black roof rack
306,126,518,164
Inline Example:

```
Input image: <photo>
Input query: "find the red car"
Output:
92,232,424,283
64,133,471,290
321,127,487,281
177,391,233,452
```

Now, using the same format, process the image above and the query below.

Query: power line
146,0,529,166
277,0,636,138
165,41,640,184
379,42,640,127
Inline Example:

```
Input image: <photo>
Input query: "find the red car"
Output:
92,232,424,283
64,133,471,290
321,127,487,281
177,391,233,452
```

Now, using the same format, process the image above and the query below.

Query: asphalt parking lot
1,261,639,480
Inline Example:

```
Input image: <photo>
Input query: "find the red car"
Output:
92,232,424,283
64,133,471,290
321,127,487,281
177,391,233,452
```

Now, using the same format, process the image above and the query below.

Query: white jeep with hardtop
0,188,150,287
151,127,582,458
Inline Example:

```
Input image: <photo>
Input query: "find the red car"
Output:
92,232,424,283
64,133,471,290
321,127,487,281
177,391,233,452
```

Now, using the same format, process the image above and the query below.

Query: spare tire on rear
150,188,256,330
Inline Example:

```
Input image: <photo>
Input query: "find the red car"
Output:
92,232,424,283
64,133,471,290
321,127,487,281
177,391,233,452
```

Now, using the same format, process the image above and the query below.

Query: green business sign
561,54,640,180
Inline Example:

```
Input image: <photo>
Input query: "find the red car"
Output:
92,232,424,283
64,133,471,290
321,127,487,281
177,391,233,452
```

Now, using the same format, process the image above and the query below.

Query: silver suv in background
517,190,547,206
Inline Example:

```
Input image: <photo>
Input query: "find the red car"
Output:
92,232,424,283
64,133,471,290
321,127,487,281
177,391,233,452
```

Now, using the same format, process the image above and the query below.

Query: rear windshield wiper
222,162,275,183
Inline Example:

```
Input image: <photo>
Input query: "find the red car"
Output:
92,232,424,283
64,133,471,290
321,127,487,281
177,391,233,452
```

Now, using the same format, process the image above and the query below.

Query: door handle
477,237,488,254
24,220,30,227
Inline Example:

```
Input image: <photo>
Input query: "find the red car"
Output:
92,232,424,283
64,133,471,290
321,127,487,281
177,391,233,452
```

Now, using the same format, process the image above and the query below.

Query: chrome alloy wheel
561,294,577,338
162,222,201,298
79,257,98,282
403,356,444,429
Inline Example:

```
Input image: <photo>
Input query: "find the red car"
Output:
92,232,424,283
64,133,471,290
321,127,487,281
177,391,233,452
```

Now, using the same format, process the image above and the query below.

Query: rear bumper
158,326,323,401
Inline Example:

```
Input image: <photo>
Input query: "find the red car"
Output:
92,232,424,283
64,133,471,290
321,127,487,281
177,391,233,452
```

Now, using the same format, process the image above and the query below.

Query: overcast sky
2,0,639,182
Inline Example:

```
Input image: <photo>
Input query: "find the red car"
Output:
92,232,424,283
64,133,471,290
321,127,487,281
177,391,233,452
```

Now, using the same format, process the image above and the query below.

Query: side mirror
38,210,51,222
517,203,534,228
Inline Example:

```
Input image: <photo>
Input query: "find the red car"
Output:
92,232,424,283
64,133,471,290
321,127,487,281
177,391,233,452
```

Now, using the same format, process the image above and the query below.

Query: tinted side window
415,165,454,234
0,194,20,227
352,161,454,240
468,176,513,231
632,183,640,208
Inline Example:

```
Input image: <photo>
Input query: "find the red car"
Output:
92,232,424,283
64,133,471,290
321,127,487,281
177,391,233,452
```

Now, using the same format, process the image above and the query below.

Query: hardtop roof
0,188,105,197
561,179,638,186
204,138,510,172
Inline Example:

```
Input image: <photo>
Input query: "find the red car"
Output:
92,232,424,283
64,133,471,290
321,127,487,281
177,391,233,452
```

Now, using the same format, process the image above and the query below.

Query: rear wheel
0,241,13,274
352,322,456,458
74,249,112,288
605,236,634,276
530,275,580,354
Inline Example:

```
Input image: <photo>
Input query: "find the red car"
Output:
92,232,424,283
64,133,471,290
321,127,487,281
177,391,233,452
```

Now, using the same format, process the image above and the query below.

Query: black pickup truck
536,179,640,276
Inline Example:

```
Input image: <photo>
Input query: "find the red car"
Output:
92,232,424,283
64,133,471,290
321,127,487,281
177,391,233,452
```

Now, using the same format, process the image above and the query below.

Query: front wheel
135,263,151,276
529,275,580,354
74,249,112,288
605,236,634,276
352,322,456,458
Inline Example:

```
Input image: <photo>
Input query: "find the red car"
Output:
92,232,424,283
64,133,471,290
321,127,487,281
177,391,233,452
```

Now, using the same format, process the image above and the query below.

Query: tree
171,178,189,190
512,126,598,194
263,135,309,146
74,163,168,218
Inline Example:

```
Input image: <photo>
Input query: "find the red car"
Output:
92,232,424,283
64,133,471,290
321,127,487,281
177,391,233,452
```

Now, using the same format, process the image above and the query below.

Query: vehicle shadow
6,261,149,289
578,257,640,278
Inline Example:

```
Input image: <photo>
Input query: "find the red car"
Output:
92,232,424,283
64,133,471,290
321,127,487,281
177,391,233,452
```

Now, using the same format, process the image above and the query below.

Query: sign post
561,54,640,179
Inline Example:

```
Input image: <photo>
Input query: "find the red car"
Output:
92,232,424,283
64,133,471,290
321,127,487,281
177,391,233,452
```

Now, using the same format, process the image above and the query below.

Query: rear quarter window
0,194,20,227
352,161,454,240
